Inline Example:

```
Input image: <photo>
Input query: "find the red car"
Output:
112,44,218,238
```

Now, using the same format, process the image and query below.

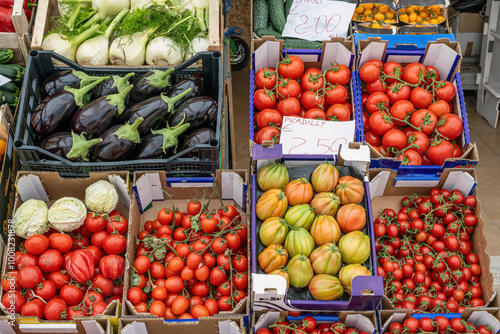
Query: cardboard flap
380,312,410,334
134,173,164,213
358,41,387,66
254,312,282,332
0,320,16,334
18,323,78,333
369,170,391,199
81,320,106,334
109,174,130,208
121,321,148,334
220,171,246,210
344,314,376,334
321,42,353,71
393,174,441,188
252,274,289,310
468,311,500,332
423,43,460,81
218,320,242,334
442,171,477,196
254,41,281,72
16,174,50,202
338,144,370,176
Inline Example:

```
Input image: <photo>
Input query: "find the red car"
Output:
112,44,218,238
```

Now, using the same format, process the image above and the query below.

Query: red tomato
369,111,394,136
389,100,415,126
255,127,280,144
425,65,441,84
382,129,407,151
324,84,348,105
410,87,433,109
386,82,410,104
397,149,422,165
428,100,451,117
257,109,282,128
255,67,277,89
276,97,301,117
437,114,463,140
106,211,128,235
301,70,324,91
21,299,45,318
304,108,326,119
24,235,49,255
326,104,350,121
60,284,84,305
44,298,67,320
254,88,277,111
99,254,125,280
38,249,63,273
365,92,390,114
403,63,426,85
435,81,455,102
278,56,304,79
102,234,127,255
85,212,107,232
365,131,381,147
406,131,429,155
366,79,387,94
359,62,380,83
277,79,301,100
301,91,324,109
427,140,454,165
325,64,351,86
410,109,437,135
383,61,403,84
18,265,42,289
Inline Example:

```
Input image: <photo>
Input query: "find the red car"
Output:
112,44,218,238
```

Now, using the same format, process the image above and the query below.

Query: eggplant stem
114,117,144,143
106,84,134,115
65,76,109,107
160,88,192,113
151,123,190,154
111,72,135,92
66,132,103,161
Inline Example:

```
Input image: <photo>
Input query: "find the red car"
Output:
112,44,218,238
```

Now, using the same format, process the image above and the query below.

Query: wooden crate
32,0,222,59
0,0,32,63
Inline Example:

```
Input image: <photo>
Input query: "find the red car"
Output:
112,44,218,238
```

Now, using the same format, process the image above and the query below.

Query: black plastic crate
14,50,223,177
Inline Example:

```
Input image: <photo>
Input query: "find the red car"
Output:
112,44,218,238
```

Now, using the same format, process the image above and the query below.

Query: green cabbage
85,180,118,214
48,197,87,232
13,199,49,238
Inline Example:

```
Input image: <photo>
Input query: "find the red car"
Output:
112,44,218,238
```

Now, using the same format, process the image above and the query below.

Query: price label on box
279,116,355,155
282,0,356,41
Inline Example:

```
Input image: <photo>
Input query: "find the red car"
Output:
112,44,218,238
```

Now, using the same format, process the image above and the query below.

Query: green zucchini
253,0,269,31
269,0,286,33
283,38,323,49
0,90,18,107
284,0,293,20
0,50,14,64
0,64,25,82
0,81,19,95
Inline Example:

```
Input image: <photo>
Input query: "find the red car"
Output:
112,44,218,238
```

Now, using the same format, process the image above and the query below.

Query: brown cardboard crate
369,168,498,311
119,316,245,334
31,0,222,62
122,170,250,322
0,171,131,333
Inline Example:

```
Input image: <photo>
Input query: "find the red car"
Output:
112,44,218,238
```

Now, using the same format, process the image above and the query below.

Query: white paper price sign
282,0,356,41
279,116,356,155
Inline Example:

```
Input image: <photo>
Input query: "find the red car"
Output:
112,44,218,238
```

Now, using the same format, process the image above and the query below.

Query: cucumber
284,0,293,20
0,90,18,107
0,81,19,95
0,64,25,82
253,0,269,31
283,38,322,49
269,0,286,33
255,25,282,39
0,50,14,64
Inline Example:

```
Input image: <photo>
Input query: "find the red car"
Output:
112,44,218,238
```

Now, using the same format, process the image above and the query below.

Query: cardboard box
31,0,222,60
369,168,499,311
0,171,130,334
0,105,18,242
251,143,384,312
0,0,32,63
254,311,377,334
0,316,112,334
450,12,484,57
250,38,361,157
379,309,500,334
122,170,250,324
119,316,245,334
355,38,478,174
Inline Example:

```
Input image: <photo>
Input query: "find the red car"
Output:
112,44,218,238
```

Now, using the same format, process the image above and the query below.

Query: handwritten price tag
282,0,356,41
279,116,356,155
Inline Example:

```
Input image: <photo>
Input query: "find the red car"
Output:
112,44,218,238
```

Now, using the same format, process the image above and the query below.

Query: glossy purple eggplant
92,117,144,161
40,132,102,161
182,128,216,149
134,123,190,159
90,73,135,100
165,77,202,109
31,77,108,136
41,70,104,98
123,88,192,136
71,85,133,138
168,97,217,131
129,69,174,104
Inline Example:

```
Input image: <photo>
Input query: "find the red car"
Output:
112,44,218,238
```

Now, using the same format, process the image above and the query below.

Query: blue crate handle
225,27,242,38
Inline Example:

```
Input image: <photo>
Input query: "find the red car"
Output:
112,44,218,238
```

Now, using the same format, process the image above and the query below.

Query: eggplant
182,128,216,149
31,77,108,136
168,97,218,131
92,117,144,161
129,69,174,104
41,70,104,98
91,73,135,100
135,123,191,159
123,88,192,136
165,77,202,109
40,132,102,161
71,85,133,138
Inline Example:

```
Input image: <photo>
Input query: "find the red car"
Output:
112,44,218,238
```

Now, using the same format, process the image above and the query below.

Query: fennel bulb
109,26,158,65
183,36,208,61
146,37,184,66
179,0,195,14
42,25,100,64
76,9,128,65
131,0,154,9
191,0,208,30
